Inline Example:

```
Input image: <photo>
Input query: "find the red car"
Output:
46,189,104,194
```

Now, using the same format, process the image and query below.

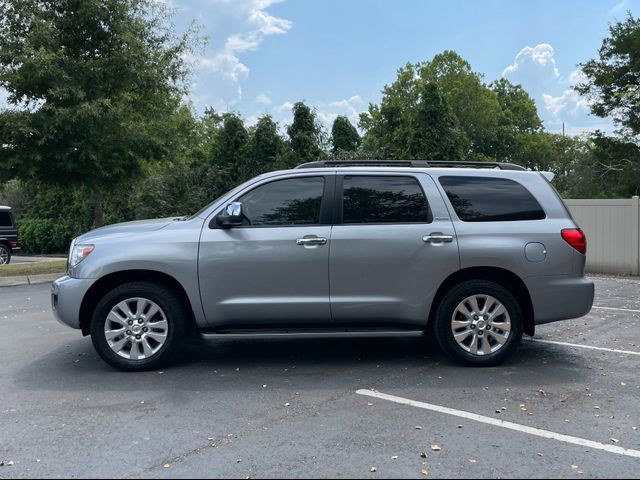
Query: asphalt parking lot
0,276,639,478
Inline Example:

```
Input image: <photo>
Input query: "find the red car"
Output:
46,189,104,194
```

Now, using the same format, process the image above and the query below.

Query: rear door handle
296,237,327,246
423,233,455,243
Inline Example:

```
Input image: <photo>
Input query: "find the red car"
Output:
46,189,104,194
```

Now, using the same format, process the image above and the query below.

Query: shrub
18,218,84,254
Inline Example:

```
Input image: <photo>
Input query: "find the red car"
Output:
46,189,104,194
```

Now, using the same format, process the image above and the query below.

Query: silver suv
51,161,594,371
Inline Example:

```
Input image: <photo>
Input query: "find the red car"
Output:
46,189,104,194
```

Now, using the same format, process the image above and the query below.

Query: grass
0,260,67,277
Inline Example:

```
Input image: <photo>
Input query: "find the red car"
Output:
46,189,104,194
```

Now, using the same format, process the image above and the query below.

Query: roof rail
294,160,526,171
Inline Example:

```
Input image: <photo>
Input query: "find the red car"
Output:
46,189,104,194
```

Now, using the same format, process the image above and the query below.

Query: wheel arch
428,266,535,336
79,270,196,336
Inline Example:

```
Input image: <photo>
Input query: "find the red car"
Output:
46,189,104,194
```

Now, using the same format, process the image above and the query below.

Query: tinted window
439,176,546,222
239,177,325,226
0,212,11,227
342,176,431,224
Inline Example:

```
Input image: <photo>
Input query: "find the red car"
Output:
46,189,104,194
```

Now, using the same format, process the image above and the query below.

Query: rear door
329,173,460,328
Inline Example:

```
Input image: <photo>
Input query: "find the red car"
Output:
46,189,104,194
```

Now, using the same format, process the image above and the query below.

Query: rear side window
439,176,546,222
0,212,12,227
239,177,325,226
342,175,431,224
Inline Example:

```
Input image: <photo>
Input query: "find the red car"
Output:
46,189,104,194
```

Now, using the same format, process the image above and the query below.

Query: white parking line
525,338,640,356
356,390,640,459
593,305,640,314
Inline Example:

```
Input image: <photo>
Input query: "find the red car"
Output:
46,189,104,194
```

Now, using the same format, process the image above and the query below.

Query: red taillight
561,228,586,255
11,243,17,248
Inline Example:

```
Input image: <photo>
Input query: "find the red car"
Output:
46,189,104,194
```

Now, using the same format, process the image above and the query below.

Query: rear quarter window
0,212,12,227
439,176,546,222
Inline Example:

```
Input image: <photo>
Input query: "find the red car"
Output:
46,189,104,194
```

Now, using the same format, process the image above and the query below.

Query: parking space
0,276,638,478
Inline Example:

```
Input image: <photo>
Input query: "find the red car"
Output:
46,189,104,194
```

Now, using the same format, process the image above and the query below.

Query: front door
329,173,460,327
198,175,334,329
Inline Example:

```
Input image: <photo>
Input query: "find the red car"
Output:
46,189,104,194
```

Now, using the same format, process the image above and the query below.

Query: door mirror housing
215,202,244,228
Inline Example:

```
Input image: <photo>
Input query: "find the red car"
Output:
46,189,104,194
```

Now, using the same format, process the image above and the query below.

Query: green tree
286,102,326,165
405,82,465,160
491,78,542,134
575,13,640,138
419,51,503,160
242,115,288,179
0,0,194,226
359,64,466,160
331,116,361,153
210,112,249,180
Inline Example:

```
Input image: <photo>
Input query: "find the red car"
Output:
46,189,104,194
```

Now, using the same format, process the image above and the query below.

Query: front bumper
51,275,96,330
525,275,595,325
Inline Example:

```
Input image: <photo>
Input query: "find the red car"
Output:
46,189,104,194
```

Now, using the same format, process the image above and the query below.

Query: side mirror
215,202,244,228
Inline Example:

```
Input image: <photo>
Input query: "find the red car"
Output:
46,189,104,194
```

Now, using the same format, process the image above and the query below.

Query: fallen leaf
611,438,620,444
469,459,477,464
163,464,171,469
420,452,428,459
571,465,578,470
391,455,399,460
421,468,428,476
415,426,422,430
431,445,441,452
370,466,378,473
284,403,291,407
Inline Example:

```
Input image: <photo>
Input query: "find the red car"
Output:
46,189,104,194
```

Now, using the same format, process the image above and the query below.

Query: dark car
0,206,20,265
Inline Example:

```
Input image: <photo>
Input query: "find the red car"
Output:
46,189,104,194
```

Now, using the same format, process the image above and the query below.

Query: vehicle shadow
13,334,591,393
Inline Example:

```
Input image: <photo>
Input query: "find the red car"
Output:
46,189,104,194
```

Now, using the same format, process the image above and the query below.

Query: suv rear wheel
434,280,523,366
90,282,185,371
0,244,11,265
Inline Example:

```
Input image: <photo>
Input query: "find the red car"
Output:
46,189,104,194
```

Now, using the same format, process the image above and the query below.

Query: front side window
239,177,325,226
342,175,431,224
0,212,12,227
439,176,546,222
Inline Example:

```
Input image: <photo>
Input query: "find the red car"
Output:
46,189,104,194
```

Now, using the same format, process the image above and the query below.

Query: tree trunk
93,189,104,228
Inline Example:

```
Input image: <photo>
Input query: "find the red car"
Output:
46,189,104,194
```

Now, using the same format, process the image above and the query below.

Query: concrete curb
0,273,63,287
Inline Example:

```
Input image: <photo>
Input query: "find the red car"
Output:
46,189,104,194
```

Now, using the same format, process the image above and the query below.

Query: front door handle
423,233,455,243
296,237,328,246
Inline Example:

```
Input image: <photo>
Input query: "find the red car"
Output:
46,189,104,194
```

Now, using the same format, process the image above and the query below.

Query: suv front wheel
434,280,523,366
90,282,185,371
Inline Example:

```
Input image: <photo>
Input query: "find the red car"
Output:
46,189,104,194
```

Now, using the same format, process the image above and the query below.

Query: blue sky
168,0,639,136
2,0,639,135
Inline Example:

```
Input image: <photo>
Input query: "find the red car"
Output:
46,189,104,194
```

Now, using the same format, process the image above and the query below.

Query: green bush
18,218,83,254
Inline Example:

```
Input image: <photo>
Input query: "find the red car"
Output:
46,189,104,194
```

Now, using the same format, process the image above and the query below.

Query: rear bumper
51,275,96,330
525,275,594,325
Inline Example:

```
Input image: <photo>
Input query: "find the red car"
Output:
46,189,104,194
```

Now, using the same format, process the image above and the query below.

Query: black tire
0,244,11,265
90,282,186,371
434,280,523,366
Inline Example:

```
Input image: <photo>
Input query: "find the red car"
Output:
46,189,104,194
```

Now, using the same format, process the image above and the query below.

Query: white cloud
320,95,364,128
200,0,292,82
276,101,295,112
501,44,615,135
542,69,591,118
611,0,631,15
503,44,560,86
256,92,272,105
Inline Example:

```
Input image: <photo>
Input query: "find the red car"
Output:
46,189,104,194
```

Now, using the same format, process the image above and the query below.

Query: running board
200,329,425,340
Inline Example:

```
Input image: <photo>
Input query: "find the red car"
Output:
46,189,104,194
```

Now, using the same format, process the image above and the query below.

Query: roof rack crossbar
295,160,526,171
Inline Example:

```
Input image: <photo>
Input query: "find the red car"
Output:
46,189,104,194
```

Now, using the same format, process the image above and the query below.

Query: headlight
69,243,95,268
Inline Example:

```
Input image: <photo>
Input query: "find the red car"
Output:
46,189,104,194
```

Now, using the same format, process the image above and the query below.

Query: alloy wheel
450,294,511,356
104,297,169,361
